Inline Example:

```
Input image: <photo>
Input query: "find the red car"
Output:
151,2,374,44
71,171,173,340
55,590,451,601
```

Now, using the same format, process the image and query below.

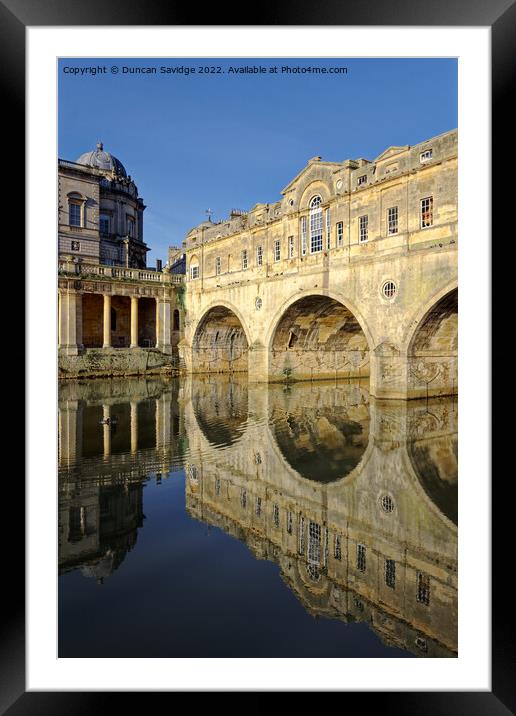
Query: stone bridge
179,129,457,400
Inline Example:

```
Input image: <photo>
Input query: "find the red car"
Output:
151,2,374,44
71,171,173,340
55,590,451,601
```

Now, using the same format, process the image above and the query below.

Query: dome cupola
76,142,127,177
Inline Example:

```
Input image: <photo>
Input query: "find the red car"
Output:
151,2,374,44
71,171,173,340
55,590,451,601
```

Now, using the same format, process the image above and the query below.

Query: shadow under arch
266,290,374,384
192,302,251,374
404,284,458,398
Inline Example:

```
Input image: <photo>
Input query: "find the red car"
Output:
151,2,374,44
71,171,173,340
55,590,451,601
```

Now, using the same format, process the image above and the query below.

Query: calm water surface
58,375,457,658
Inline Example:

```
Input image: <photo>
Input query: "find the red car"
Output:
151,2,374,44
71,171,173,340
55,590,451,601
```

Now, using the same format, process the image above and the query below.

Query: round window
382,280,397,299
255,297,262,310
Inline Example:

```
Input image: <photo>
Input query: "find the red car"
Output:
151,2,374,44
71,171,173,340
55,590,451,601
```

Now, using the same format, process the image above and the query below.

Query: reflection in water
58,375,457,658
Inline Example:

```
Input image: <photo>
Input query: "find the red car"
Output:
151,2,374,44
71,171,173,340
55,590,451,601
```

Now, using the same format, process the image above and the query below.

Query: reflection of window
357,544,366,572
255,497,262,516
240,489,247,509
334,534,342,560
286,511,293,534
69,202,81,227
385,559,396,588
298,516,305,555
215,478,221,495
308,521,321,565
417,573,430,605
273,503,280,527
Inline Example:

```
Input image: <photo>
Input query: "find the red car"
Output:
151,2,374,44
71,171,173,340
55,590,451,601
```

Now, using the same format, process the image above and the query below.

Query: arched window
309,196,323,253
173,309,180,331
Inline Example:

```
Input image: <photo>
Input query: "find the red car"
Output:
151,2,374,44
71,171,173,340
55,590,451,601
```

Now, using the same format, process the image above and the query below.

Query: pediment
374,145,408,162
282,160,340,195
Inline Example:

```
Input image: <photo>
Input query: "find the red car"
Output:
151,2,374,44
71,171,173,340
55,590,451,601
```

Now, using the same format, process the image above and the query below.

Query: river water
58,375,457,658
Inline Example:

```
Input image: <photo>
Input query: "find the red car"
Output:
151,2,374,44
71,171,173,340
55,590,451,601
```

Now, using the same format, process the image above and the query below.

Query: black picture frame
4,0,509,710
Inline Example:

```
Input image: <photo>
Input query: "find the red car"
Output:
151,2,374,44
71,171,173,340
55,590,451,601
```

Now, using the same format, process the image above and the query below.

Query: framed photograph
4,0,508,709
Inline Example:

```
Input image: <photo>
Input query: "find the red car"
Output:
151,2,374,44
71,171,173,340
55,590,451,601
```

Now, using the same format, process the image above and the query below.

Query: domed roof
76,142,127,177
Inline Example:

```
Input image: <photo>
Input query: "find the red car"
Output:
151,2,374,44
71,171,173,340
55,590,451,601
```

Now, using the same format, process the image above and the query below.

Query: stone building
58,143,184,377
179,129,458,399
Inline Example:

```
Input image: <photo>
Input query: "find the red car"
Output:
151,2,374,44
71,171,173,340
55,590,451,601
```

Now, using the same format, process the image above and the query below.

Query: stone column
103,294,111,348
156,299,172,354
103,404,111,458
58,290,83,356
130,401,138,453
130,296,139,348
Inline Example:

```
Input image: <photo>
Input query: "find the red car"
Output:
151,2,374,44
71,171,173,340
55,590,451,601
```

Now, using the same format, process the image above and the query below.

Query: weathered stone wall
58,347,176,379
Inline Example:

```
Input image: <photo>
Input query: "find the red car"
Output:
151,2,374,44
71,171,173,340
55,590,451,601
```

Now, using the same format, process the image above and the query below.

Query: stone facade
179,129,458,399
58,144,185,376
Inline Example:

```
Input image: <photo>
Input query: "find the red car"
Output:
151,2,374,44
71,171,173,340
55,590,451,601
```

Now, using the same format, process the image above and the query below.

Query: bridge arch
404,282,458,398
191,301,251,374
266,290,374,383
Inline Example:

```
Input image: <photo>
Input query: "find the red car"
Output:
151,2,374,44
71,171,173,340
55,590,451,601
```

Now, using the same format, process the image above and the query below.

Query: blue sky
58,58,457,264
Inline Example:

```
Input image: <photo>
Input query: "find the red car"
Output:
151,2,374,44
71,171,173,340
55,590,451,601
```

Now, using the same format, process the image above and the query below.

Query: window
336,221,343,247
388,206,398,235
190,264,199,280
240,489,247,509
417,573,430,605
325,208,331,249
256,245,263,266
99,214,110,234
255,497,262,516
334,534,342,560
357,174,367,186
420,149,433,162
287,511,293,534
215,256,221,275
309,196,323,253
356,544,366,572
273,503,280,527
127,216,135,237
71,240,81,252
288,235,295,258
69,202,81,227
382,280,397,299
241,249,248,270
359,215,368,243
420,196,433,228
385,559,396,588
273,239,281,262
300,215,307,256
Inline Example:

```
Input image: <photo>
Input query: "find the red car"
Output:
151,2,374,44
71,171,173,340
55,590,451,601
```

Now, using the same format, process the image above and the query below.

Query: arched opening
192,305,249,374
110,296,131,347
408,288,457,398
270,295,370,382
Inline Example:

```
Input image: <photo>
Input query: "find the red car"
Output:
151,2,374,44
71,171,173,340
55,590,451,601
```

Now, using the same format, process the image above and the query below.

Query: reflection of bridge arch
192,301,251,374
266,290,374,383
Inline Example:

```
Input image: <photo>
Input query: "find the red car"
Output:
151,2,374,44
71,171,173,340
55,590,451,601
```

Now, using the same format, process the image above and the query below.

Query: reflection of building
58,143,184,376
59,481,143,583
183,376,458,657
179,130,457,399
